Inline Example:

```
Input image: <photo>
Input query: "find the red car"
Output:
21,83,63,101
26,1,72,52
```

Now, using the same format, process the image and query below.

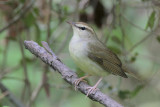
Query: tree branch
0,0,35,33
0,82,26,107
24,40,123,107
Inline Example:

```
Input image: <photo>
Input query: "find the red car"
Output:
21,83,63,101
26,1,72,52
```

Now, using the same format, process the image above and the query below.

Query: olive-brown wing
88,42,122,66
88,42,128,78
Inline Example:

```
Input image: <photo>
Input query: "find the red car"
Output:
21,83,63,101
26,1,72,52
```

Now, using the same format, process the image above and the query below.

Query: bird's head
67,21,96,39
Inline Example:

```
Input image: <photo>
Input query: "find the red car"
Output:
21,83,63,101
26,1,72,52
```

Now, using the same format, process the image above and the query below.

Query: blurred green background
0,0,160,107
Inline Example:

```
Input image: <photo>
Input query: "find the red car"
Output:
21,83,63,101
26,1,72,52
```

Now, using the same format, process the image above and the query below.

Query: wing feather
88,42,127,78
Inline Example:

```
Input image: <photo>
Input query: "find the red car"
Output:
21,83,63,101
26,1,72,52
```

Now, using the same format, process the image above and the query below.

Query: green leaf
130,52,138,62
135,52,138,56
146,11,156,30
157,36,160,43
33,8,39,16
130,85,144,98
108,86,113,90
118,85,144,100
34,22,41,44
118,90,130,100
111,36,122,45
108,46,121,54
76,68,85,77
63,5,69,14
130,57,136,62
23,12,36,27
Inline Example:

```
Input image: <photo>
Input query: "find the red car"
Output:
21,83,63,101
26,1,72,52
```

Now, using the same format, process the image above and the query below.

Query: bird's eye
79,27,86,30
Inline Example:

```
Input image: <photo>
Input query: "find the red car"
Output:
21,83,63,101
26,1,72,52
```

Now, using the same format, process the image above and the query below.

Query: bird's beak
67,21,75,26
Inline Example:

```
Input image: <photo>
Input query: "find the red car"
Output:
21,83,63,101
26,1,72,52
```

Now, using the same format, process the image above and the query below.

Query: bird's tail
122,66,142,81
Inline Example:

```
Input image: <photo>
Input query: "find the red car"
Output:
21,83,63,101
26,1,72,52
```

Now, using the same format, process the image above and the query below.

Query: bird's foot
86,85,99,97
86,77,103,97
74,75,90,91
74,78,87,91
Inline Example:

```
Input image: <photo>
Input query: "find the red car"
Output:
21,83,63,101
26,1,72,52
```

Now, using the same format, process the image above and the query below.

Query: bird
67,21,128,96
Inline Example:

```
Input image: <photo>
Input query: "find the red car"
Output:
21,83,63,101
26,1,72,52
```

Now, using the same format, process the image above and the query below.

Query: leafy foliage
0,0,159,107
157,36,160,43
146,11,156,30
118,85,144,100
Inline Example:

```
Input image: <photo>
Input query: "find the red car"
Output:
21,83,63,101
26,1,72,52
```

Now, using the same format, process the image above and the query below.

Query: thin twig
0,82,26,107
0,91,9,100
2,76,24,81
0,0,35,33
79,0,90,10
0,65,20,80
49,84,71,89
119,0,125,50
129,34,151,52
47,0,52,43
0,41,9,71
119,15,125,50
18,35,31,101
122,15,159,36
56,28,71,54
104,4,116,43
128,18,159,53
121,13,159,53
24,40,123,107
27,75,44,107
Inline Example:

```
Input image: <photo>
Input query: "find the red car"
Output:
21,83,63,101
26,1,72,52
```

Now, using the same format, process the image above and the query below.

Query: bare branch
18,35,31,101
79,0,90,10
0,82,26,107
27,76,44,107
24,40,123,107
56,28,71,54
46,0,52,43
122,15,159,36
0,0,35,33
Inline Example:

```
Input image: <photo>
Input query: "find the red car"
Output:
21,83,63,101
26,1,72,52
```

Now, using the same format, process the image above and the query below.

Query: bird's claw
86,86,99,97
74,78,87,91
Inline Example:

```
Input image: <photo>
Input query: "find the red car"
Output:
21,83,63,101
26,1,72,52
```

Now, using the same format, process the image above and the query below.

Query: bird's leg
74,75,90,91
86,77,103,96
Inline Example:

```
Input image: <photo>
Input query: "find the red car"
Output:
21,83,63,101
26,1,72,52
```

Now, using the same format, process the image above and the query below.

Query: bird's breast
69,38,88,59
69,37,108,76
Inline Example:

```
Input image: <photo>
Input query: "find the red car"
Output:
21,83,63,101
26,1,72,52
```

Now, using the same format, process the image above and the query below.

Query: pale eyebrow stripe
76,25,92,31
75,23,95,35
